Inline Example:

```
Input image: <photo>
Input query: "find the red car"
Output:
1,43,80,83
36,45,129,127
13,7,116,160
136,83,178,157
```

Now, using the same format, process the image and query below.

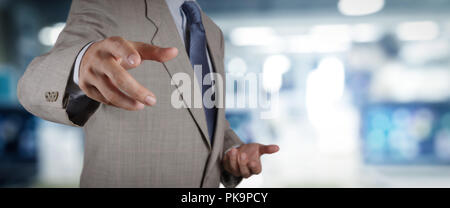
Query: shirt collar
166,0,200,14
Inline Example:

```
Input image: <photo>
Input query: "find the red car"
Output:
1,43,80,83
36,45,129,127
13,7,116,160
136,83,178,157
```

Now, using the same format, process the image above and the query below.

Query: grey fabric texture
17,0,244,188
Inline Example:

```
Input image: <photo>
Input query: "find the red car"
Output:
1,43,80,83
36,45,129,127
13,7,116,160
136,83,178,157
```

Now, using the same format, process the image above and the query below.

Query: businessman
17,0,279,187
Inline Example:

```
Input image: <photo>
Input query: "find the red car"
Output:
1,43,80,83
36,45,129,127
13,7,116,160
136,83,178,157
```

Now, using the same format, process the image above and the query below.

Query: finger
228,148,240,177
259,144,280,155
103,36,141,69
248,160,262,175
132,42,178,62
238,152,251,178
93,74,145,111
222,152,232,173
101,56,157,106
82,84,110,105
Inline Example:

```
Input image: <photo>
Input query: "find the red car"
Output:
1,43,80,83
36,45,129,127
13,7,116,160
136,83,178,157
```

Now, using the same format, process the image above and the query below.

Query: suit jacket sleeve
218,28,244,152
17,0,115,126
220,119,246,187
216,27,246,187
223,120,245,152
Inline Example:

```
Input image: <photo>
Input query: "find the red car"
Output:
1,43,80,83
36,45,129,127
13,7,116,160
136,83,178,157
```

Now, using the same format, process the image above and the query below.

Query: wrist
74,41,97,85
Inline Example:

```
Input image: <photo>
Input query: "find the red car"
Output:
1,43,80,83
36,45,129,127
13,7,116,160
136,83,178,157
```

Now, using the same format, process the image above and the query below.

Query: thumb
259,144,280,155
132,42,178,63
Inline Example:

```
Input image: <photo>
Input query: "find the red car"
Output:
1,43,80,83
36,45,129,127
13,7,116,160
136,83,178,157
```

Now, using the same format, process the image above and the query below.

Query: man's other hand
223,143,280,178
79,36,178,110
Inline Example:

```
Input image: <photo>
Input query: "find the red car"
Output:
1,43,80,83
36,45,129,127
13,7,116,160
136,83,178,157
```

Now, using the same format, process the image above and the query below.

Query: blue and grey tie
182,1,217,143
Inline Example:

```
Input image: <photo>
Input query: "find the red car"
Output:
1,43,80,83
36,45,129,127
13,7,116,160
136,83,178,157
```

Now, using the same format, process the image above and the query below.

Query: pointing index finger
259,144,280,155
131,42,178,63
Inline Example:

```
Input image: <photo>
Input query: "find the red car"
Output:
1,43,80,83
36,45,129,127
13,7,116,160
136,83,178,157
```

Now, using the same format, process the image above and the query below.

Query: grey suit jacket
17,0,244,188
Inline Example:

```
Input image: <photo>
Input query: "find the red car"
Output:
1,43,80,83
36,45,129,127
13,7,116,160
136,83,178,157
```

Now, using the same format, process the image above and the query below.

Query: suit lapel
145,0,211,148
201,13,227,184
145,1,228,181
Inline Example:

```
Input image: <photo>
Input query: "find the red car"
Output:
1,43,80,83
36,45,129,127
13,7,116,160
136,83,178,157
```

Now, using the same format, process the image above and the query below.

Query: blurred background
0,0,450,187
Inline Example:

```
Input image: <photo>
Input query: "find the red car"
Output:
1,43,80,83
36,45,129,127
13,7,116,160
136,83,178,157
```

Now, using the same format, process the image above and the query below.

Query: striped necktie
182,1,217,143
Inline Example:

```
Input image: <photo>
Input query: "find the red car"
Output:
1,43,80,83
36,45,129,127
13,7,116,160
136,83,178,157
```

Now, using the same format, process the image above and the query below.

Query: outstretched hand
79,36,178,110
223,143,280,178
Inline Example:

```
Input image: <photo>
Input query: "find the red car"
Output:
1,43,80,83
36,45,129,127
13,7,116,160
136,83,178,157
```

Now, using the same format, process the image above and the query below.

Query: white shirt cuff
73,41,96,85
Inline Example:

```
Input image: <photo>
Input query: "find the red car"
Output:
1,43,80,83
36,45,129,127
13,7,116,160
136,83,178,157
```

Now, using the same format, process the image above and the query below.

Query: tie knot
181,1,202,24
